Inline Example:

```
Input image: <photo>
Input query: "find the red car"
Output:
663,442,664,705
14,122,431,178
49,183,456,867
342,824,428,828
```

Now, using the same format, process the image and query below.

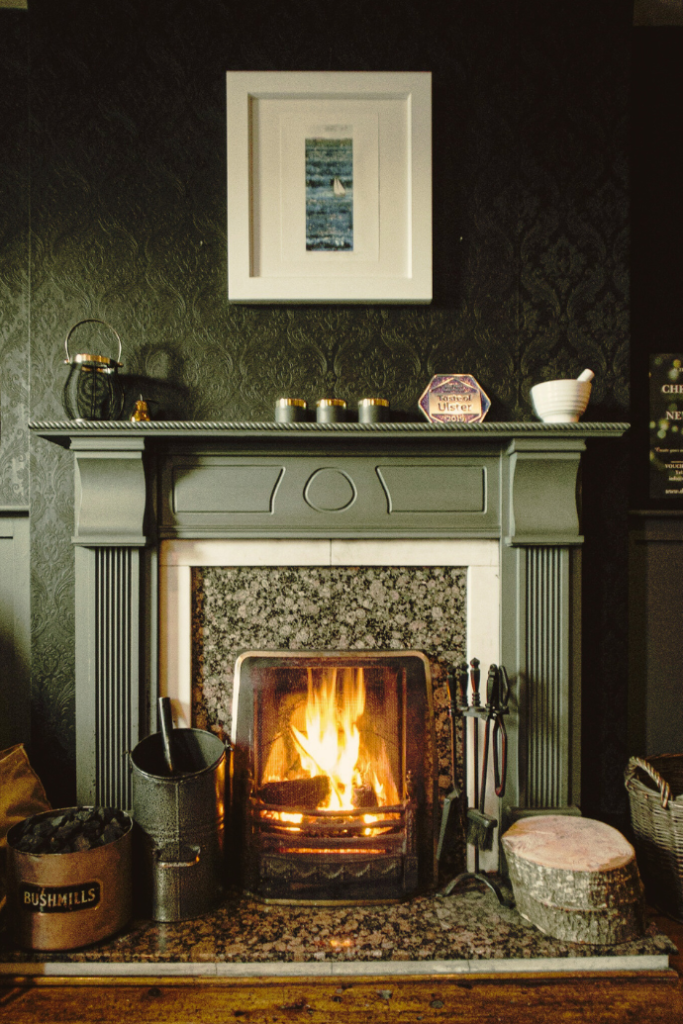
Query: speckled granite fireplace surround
191,563,468,754
182,546,494,889
162,533,500,882
15,420,662,974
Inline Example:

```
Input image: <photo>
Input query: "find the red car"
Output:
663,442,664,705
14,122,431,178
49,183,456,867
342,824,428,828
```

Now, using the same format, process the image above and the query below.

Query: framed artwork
226,71,432,303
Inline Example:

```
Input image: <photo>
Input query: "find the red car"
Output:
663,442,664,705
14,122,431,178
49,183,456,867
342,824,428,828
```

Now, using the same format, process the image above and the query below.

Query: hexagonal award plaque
418,374,491,424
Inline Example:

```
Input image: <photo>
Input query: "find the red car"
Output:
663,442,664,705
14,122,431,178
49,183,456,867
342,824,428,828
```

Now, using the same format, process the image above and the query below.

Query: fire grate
231,651,436,904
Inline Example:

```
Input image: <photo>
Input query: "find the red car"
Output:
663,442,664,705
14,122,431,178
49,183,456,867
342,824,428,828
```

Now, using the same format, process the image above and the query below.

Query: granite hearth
0,887,675,975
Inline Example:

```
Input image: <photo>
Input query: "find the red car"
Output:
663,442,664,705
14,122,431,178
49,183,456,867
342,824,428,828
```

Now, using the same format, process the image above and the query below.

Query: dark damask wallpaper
0,12,29,508
0,0,631,816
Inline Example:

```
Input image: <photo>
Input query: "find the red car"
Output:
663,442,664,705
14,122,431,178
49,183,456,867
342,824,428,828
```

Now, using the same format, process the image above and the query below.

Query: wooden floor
2,913,682,1024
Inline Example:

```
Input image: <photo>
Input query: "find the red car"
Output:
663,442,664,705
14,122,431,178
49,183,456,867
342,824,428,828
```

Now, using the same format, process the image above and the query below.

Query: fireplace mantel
31,419,627,546
29,419,627,826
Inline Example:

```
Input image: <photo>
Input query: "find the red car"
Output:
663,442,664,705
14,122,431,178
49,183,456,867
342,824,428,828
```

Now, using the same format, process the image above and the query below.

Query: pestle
577,369,594,382
158,696,176,774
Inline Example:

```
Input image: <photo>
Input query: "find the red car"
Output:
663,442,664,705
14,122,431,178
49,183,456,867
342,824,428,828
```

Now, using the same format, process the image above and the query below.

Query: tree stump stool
502,815,645,944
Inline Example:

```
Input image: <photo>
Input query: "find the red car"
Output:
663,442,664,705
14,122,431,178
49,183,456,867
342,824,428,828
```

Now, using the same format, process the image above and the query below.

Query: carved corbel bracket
71,437,147,547
505,438,585,547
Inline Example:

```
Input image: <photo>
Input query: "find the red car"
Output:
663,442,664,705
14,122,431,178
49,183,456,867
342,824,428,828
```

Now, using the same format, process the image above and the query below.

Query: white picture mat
274,105,382,270
226,71,432,302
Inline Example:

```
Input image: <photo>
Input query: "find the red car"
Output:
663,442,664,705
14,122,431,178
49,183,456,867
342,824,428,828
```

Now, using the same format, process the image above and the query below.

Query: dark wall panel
0,12,29,507
631,27,683,501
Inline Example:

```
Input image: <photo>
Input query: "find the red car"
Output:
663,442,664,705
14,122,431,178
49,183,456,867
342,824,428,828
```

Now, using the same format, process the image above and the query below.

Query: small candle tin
316,398,347,423
357,397,389,423
275,398,307,423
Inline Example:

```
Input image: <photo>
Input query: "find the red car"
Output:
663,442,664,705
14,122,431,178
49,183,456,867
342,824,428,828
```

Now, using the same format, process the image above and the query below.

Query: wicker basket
624,754,683,922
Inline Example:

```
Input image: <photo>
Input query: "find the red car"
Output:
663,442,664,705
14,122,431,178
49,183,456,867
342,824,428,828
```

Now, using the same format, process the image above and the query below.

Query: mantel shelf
29,419,629,448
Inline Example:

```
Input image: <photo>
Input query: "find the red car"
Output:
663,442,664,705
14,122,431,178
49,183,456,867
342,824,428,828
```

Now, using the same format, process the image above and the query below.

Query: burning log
352,784,378,809
258,775,331,808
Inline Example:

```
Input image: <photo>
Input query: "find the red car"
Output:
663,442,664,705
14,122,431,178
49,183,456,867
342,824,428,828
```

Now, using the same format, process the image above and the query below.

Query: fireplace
28,419,628,890
231,650,436,903
164,542,499,877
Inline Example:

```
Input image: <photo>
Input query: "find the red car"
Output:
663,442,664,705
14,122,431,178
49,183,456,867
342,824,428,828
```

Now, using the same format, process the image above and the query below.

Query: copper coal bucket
6,807,133,951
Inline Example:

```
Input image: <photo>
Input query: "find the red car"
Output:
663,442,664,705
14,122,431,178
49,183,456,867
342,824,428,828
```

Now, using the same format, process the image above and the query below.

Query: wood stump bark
502,815,645,944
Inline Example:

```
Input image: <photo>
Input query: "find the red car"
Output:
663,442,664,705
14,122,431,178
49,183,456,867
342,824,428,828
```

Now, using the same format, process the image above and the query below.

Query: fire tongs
438,661,512,907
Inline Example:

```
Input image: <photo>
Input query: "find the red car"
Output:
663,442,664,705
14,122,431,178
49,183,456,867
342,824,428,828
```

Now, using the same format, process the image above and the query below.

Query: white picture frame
226,71,432,303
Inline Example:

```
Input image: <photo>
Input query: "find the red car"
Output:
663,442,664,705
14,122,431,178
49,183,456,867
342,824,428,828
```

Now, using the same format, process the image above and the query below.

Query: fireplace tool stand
439,660,513,908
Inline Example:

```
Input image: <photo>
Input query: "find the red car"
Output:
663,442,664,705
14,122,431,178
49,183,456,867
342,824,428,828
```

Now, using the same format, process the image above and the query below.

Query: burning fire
261,665,400,818
291,667,365,811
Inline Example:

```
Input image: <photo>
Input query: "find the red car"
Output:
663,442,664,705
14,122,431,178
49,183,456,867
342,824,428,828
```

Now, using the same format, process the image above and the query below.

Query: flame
290,667,364,811
259,664,401,830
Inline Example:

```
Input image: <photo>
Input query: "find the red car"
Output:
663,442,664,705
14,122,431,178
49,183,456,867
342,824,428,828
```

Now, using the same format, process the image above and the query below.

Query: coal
32,820,58,838
72,834,93,852
54,823,80,841
15,835,45,854
10,807,130,856
101,823,124,845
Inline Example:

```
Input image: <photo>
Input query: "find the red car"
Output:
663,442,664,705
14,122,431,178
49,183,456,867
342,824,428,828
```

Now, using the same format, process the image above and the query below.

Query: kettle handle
64,319,122,364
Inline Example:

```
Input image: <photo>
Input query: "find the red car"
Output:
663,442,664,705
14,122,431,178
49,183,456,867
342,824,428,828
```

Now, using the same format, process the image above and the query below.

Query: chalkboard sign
650,354,683,499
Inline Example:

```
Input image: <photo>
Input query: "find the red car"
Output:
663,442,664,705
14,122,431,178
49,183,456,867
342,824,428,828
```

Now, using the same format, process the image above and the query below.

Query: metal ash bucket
130,728,227,922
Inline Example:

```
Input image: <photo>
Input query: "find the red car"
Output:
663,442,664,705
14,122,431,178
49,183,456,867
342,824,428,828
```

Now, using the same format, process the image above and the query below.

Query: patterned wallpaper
0,0,630,814
0,12,29,507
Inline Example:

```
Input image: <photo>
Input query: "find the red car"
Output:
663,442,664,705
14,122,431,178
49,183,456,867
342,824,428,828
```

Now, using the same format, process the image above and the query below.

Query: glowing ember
281,848,388,855
260,809,304,831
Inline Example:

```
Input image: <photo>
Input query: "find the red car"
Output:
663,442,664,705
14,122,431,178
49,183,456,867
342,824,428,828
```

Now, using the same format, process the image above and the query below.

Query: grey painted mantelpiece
29,420,627,832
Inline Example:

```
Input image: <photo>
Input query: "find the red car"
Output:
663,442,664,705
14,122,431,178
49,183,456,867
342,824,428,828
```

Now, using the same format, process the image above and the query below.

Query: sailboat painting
305,137,353,251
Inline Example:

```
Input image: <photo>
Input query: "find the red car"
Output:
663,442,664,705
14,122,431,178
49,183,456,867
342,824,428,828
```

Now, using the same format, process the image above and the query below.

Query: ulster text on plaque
418,374,491,425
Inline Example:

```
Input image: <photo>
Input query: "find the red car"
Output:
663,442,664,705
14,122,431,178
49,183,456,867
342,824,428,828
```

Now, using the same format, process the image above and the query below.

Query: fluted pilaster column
72,438,147,807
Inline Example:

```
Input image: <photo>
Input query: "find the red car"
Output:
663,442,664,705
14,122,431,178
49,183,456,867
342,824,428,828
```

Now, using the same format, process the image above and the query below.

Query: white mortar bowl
530,380,592,423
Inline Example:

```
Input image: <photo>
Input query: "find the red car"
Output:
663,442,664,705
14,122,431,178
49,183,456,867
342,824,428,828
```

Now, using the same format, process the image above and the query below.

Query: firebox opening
257,662,403,814
231,651,437,904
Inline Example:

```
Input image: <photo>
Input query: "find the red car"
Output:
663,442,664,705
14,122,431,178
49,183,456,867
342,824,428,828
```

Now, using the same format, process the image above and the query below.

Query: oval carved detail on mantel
304,468,357,513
